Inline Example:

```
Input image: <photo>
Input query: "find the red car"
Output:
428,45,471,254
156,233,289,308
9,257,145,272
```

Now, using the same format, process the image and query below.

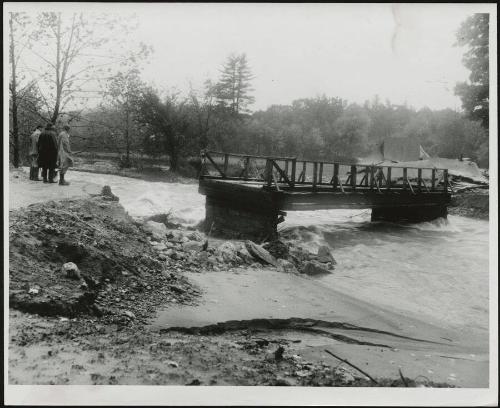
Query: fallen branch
324,349,378,385
398,368,409,387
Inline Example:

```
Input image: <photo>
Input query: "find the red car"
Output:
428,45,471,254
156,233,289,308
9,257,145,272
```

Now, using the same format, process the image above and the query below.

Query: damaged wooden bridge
198,150,452,240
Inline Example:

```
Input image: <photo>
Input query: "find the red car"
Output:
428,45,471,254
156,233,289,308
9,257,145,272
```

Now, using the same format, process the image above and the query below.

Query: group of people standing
29,123,73,185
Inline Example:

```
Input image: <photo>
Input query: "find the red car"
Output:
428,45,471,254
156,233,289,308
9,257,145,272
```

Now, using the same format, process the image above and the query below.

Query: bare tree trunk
50,13,62,124
9,15,20,167
125,107,130,166
169,150,179,172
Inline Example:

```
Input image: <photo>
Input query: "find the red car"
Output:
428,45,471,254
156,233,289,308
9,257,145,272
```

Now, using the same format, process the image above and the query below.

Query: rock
122,310,135,319
301,261,333,276
28,286,40,295
245,241,278,267
101,185,119,201
182,240,204,252
168,285,185,294
215,242,240,263
263,240,289,259
62,262,81,280
170,251,185,260
143,221,167,239
194,251,209,264
186,379,202,385
236,246,254,264
167,230,189,243
277,259,298,274
154,243,167,251
274,345,285,361
317,245,337,265
167,361,179,368
187,231,204,242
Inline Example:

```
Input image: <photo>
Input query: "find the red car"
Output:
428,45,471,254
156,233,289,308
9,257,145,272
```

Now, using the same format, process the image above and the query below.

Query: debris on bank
449,188,489,220
9,191,198,322
139,214,337,277
9,185,336,321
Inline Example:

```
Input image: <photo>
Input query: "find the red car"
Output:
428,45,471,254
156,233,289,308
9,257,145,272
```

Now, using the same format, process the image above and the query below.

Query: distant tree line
10,13,489,171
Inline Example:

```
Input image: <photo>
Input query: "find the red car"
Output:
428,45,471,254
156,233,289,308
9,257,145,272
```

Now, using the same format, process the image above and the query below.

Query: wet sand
153,268,489,387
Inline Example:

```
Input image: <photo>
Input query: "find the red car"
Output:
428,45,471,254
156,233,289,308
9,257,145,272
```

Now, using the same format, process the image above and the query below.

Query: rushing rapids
65,171,489,335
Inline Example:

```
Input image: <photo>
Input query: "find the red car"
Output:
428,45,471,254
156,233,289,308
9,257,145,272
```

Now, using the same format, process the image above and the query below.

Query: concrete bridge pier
371,205,448,223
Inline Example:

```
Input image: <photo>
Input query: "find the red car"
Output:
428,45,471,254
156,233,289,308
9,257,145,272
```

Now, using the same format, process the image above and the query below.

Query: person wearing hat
37,123,59,183
29,125,43,181
57,125,73,186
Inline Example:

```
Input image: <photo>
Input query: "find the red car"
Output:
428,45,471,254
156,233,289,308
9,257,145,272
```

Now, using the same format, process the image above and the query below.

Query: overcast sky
130,3,488,111
6,3,493,112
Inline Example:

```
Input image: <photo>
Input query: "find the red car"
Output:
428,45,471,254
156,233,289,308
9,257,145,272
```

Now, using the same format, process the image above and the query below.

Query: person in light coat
57,125,74,186
29,125,43,181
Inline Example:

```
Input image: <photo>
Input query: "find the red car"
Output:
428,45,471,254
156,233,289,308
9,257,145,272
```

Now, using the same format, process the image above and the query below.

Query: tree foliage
135,88,192,171
29,12,151,124
215,53,255,115
454,13,489,127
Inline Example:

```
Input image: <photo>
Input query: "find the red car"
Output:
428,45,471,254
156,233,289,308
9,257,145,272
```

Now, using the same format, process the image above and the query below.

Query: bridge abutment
203,197,281,241
371,205,448,223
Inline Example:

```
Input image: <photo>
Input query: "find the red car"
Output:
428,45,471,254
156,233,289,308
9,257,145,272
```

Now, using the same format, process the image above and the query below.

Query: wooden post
223,154,229,178
333,163,339,190
265,159,273,187
443,169,449,192
351,165,357,190
291,159,297,187
365,167,369,186
386,167,391,190
370,166,375,189
313,162,318,190
417,168,422,192
403,168,408,190
284,160,289,182
243,156,250,180
319,162,323,185
431,169,436,191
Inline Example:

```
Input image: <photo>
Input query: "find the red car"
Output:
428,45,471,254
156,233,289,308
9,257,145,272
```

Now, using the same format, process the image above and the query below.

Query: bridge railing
200,150,451,194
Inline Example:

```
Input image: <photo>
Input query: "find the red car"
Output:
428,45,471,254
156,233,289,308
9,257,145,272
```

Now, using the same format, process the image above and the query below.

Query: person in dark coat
37,123,59,183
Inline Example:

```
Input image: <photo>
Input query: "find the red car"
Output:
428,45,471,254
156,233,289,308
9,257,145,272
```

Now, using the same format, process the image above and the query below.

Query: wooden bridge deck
198,151,452,237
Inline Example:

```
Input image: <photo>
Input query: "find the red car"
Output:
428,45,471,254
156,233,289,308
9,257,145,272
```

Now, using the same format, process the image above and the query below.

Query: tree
135,88,191,172
216,53,255,115
189,79,218,149
105,69,145,166
454,13,489,128
29,12,151,124
334,105,371,158
9,12,39,167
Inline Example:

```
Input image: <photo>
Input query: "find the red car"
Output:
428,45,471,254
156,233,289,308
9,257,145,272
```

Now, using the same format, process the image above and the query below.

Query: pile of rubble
142,219,337,276
9,194,197,322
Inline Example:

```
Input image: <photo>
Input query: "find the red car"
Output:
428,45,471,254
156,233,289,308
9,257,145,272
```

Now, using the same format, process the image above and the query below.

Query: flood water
74,171,489,334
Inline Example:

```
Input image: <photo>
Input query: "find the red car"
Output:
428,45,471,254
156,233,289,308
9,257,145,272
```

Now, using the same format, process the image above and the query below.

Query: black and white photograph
4,2,497,406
